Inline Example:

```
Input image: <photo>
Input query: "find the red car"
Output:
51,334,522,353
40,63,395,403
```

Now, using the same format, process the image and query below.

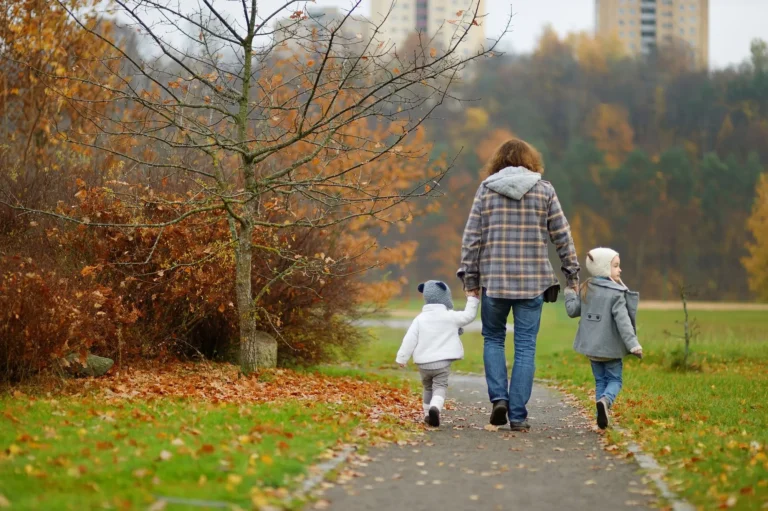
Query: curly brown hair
484,138,544,176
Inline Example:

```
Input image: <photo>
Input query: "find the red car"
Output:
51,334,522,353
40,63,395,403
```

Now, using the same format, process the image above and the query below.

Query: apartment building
369,0,486,58
595,0,709,69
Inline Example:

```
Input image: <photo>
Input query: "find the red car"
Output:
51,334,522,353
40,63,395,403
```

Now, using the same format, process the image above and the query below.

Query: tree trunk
234,222,276,373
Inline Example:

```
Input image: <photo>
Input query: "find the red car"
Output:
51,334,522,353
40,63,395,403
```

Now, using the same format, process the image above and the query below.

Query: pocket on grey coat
586,313,602,322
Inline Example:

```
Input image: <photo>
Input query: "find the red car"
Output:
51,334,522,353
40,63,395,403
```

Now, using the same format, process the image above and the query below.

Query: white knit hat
585,247,619,278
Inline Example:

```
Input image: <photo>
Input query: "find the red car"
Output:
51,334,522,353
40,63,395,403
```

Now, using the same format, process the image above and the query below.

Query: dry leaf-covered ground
0,364,423,510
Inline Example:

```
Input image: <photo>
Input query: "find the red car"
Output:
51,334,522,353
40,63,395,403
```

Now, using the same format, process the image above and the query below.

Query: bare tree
2,0,511,373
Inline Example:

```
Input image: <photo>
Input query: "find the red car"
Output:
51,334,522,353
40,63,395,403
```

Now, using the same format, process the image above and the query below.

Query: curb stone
287,444,357,506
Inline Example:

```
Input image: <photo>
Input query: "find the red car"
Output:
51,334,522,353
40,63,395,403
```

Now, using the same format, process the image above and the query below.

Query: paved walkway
317,375,657,510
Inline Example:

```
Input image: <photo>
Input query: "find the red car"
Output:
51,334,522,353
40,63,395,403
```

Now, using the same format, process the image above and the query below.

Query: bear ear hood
421,280,454,310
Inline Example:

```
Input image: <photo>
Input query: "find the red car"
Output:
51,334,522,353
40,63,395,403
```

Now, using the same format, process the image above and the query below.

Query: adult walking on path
457,138,580,430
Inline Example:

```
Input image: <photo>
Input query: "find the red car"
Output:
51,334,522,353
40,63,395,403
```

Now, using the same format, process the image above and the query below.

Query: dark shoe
427,406,440,427
509,420,530,432
490,400,508,426
596,398,609,430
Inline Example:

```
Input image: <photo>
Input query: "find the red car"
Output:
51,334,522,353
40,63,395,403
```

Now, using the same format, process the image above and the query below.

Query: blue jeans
481,289,544,422
591,359,623,407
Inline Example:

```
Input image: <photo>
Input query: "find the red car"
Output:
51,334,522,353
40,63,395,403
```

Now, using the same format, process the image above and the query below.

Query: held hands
631,346,643,360
398,363,406,368
465,288,480,298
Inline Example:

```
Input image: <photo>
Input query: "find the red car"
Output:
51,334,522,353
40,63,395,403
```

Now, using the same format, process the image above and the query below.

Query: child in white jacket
396,280,480,427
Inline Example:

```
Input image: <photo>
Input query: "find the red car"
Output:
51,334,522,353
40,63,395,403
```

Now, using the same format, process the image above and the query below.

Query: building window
690,4,696,10
630,19,636,25
630,8,636,14
690,27,695,34
680,4,685,10
662,11,672,16
662,0,672,3
641,7,655,14
619,19,625,25
680,28,685,35
630,42,636,50
690,16,696,21
620,31,625,37
619,8,625,13
663,22,672,28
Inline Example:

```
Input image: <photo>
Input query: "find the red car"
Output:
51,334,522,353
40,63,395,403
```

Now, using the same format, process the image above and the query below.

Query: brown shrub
1,185,380,381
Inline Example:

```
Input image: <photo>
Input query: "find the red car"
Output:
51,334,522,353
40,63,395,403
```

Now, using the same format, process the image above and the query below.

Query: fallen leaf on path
483,424,499,432
553,447,565,451
158,450,172,461
585,480,597,485
494,484,504,490
469,495,479,501
147,500,167,511
0,495,10,508
314,500,330,510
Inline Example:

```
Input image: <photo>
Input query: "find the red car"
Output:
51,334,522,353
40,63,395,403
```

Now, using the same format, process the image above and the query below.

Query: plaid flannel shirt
457,179,580,299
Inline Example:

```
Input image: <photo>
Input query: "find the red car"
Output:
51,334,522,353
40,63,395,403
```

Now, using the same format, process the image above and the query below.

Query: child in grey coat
564,247,643,430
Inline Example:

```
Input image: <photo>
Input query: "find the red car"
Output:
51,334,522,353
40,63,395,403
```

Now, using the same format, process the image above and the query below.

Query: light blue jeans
481,289,544,423
590,359,623,407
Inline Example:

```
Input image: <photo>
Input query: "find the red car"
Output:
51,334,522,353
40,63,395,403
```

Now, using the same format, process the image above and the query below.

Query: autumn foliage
410,30,768,299
743,174,768,300
0,0,451,381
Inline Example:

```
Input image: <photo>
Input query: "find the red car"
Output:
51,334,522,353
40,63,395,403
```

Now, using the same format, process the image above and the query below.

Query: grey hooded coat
564,278,640,359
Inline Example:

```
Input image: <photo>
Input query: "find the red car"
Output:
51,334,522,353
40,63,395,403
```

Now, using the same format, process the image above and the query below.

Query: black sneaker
509,420,530,432
427,406,440,427
596,399,609,430
490,400,508,426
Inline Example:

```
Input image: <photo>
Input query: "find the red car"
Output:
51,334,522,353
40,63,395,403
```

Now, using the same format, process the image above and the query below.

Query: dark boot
490,400,508,426
427,406,440,427
596,398,609,430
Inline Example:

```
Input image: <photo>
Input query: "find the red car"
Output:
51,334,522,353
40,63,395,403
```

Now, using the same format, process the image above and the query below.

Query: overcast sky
203,0,767,69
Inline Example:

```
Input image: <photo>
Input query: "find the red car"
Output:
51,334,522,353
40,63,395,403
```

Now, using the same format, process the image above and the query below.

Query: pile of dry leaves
59,363,422,429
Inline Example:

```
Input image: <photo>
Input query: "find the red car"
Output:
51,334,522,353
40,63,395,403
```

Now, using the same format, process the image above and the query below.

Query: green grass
0,397,372,510
357,305,768,509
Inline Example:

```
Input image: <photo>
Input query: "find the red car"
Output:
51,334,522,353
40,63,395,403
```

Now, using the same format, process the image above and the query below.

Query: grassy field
0,366,419,511
356,304,768,510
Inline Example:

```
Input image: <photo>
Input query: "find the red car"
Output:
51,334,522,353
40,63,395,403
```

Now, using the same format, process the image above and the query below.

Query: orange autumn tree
0,0,134,231
744,173,768,300
4,0,511,372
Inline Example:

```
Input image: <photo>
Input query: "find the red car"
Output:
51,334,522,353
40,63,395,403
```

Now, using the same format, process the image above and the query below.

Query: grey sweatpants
418,365,450,404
